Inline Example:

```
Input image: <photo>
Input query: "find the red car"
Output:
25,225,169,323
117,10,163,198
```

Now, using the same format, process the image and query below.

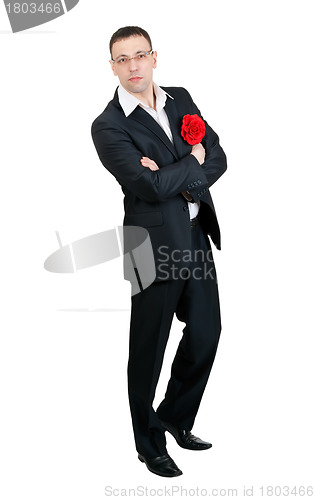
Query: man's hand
141,157,159,171
190,143,206,165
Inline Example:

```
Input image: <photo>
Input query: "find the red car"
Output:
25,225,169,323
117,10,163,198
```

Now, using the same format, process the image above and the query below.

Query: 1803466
259,485,314,496
5,3,62,14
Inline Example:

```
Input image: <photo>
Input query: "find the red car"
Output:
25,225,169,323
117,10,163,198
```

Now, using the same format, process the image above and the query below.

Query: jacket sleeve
182,89,227,202
91,120,209,203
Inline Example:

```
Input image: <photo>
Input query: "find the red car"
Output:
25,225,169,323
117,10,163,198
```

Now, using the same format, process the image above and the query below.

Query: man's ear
109,60,117,76
152,51,157,69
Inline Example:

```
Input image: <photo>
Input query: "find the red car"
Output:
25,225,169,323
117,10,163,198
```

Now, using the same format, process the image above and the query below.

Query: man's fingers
141,157,159,170
144,164,159,171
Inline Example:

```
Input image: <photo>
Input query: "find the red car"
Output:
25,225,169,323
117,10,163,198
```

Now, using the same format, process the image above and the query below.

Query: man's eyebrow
114,49,149,58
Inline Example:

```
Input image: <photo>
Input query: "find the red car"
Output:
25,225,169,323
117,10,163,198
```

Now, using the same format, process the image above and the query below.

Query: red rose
181,114,206,145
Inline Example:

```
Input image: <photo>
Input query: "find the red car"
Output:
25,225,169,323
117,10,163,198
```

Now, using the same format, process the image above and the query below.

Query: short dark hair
109,26,152,58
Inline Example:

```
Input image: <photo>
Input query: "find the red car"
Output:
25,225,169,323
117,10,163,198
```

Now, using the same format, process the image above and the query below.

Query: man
91,26,227,477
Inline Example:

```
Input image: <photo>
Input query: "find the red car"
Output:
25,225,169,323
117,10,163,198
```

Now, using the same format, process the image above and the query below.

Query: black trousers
127,220,221,458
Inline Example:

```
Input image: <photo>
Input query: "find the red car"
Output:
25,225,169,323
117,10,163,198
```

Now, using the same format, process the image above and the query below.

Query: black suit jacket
91,86,227,282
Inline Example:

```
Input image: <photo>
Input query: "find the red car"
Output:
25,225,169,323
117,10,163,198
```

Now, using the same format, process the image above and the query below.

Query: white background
1,0,314,498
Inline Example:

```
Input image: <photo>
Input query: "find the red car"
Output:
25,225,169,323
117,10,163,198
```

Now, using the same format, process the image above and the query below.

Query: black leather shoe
138,453,183,477
161,420,212,450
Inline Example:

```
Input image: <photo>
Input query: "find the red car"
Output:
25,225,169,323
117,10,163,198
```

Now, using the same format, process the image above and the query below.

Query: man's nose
129,57,138,71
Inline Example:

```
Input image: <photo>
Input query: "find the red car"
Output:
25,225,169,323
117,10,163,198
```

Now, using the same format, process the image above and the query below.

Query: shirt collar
118,83,174,117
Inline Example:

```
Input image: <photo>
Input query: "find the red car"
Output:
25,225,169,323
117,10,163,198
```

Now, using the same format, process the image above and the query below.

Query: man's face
110,35,157,96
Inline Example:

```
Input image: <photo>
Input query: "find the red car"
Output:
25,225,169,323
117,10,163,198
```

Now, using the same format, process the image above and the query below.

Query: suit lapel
129,106,179,160
164,96,185,159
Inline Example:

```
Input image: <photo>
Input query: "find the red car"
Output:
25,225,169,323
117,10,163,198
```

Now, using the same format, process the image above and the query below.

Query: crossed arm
141,143,206,171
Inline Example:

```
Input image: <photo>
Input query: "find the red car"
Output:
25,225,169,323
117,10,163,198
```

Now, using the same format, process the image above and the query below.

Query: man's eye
118,58,126,64
137,54,145,59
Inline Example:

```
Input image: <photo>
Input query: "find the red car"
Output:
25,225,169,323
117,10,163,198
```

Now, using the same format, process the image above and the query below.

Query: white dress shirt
118,83,200,219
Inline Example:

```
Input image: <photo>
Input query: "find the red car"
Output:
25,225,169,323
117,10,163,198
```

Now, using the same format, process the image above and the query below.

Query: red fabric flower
181,114,206,145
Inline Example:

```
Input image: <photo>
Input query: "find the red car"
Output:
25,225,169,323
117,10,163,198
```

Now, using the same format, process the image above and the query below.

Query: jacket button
183,206,189,211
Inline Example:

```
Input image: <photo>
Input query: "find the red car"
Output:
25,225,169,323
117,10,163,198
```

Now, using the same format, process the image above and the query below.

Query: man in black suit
92,26,227,477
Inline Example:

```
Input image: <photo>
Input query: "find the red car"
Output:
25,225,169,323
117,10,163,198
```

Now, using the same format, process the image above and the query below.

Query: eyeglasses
111,50,154,65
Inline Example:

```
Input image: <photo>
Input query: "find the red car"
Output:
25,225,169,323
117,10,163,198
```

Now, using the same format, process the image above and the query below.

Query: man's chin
126,81,147,94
